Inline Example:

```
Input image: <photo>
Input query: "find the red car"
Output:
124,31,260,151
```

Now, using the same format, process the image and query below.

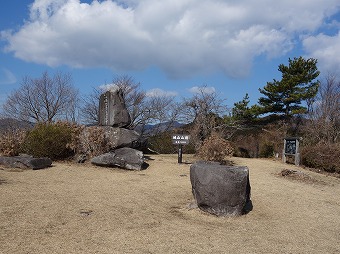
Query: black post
178,144,183,164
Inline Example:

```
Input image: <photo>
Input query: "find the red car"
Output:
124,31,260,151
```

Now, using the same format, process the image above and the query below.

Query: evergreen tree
232,93,255,123
258,56,320,118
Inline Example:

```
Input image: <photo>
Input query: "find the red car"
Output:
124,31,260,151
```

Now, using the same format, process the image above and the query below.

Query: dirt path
1,155,339,253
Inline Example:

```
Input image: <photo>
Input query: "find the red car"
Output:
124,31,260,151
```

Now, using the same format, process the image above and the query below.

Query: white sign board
172,135,190,145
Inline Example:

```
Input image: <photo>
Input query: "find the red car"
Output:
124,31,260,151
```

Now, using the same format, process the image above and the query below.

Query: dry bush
232,133,259,158
301,143,340,174
0,128,27,156
76,126,112,157
197,133,234,163
232,122,288,158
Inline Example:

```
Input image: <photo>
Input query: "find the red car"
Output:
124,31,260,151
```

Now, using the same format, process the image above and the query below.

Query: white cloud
0,68,17,85
189,86,215,94
146,88,177,97
303,32,340,73
2,0,340,78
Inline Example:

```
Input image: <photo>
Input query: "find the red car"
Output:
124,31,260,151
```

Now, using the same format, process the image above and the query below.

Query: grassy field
1,155,339,253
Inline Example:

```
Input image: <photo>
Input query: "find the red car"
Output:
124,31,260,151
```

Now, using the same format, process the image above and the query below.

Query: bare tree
80,75,146,126
305,74,340,144
81,75,181,136
114,75,146,129
135,95,182,137
3,71,79,123
80,87,102,125
179,86,228,148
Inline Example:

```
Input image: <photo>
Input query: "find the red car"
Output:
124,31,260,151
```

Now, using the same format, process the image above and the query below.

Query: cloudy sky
1,0,340,111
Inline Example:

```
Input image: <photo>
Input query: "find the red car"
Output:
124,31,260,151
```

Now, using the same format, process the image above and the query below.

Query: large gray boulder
99,88,131,128
79,126,140,153
100,126,140,149
0,155,52,170
91,147,144,170
190,161,251,216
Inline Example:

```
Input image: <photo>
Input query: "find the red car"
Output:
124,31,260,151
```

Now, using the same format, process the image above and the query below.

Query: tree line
1,56,339,156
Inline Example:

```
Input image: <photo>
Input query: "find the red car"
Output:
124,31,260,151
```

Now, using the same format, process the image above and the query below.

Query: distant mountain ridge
135,121,185,135
0,118,34,132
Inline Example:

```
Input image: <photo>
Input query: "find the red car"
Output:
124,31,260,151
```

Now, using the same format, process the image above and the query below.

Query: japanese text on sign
172,135,190,145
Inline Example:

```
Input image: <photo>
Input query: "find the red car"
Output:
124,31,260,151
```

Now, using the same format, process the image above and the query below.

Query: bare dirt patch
1,155,339,254
278,168,327,185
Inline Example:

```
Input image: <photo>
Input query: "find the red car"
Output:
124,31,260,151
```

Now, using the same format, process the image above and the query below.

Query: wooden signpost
172,134,190,163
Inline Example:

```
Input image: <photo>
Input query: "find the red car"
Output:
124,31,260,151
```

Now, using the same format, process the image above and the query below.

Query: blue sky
1,0,340,113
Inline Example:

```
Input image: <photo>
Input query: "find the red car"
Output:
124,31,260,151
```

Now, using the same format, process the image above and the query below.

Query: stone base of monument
80,126,140,150
190,161,252,217
0,155,52,170
91,147,146,170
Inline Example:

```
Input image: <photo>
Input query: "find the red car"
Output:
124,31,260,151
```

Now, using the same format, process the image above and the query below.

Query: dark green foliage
301,143,340,174
258,57,320,117
232,93,257,124
147,132,177,154
259,143,275,158
22,122,75,160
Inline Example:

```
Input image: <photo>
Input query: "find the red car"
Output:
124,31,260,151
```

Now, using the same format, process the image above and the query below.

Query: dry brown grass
1,155,340,254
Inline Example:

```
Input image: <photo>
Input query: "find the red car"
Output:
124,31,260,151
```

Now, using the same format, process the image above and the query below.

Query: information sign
172,135,190,145
172,134,190,163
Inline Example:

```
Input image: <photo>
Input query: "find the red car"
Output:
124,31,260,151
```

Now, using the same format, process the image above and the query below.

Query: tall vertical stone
99,87,131,128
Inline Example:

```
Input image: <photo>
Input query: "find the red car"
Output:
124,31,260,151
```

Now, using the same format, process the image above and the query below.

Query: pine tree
258,56,320,117
232,93,254,123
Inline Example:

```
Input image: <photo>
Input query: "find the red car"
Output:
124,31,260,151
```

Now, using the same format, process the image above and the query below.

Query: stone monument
85,86,146,170
99,85,131,128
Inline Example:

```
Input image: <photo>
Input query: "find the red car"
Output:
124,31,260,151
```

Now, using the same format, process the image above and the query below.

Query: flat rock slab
190,161,251,216
0,156,52,170
91,147,144,170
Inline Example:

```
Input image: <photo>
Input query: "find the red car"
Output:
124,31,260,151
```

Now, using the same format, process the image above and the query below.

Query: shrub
148,131,195,154
232,122,287,158
0,128,27,156
234,147,251,158
301,143,340,174
197,133,234,163
22,121,79,160
259,143,275,158
147,132,177,154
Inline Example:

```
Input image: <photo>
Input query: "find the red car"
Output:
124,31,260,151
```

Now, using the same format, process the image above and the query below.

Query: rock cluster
88,87,146,170
190,161,252,216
